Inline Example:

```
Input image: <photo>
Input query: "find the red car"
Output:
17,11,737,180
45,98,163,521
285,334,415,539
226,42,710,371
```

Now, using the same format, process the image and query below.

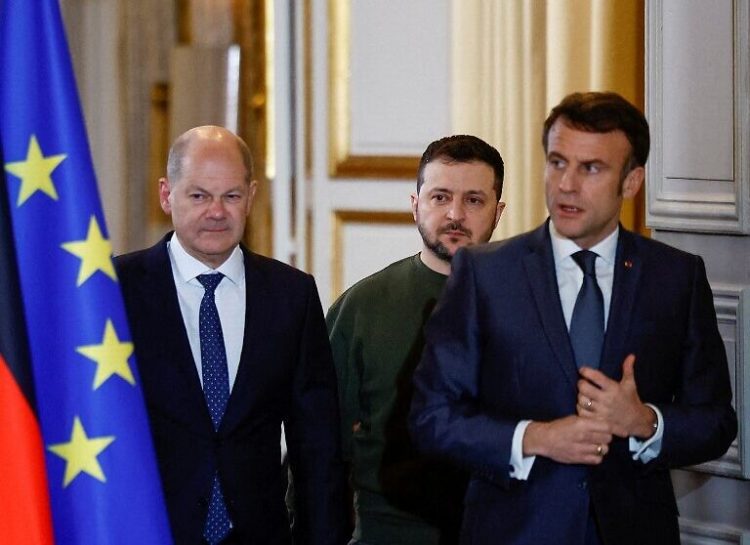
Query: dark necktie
569,250,604,369
197,273,231,544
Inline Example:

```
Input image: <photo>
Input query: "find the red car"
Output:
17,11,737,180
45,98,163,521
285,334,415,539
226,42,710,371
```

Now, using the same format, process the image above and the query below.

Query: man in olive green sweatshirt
327,135,506,545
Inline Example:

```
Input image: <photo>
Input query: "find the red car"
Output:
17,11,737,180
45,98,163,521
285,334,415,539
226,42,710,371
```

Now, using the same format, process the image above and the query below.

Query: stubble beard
417,220,476,263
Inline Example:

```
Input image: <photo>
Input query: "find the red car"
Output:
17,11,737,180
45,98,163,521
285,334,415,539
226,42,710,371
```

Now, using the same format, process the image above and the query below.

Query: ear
245,180,259,215
622,166,645,199
410,192,418,222
494,201,506,229
158,177,172,214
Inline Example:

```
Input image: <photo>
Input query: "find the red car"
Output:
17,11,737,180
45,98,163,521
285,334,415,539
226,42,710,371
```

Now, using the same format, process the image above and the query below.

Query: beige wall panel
662,0,733,180
349,1,450,156
331,211,419,299
329,0,450,178
648,0,749,233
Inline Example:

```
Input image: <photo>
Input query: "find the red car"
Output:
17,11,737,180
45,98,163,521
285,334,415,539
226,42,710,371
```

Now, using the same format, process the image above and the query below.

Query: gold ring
596,444,603,456
585,399,593,409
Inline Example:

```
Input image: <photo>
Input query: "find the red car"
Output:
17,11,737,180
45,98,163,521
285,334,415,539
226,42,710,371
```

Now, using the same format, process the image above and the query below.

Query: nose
206,197,226,218
558,168,579,193
446,200,466,221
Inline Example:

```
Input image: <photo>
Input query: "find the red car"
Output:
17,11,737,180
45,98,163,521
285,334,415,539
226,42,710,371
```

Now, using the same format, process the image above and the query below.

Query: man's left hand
577,354,656,439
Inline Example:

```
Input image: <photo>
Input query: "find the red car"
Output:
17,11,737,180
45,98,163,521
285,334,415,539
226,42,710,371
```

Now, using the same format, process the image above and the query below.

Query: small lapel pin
623,260,633,269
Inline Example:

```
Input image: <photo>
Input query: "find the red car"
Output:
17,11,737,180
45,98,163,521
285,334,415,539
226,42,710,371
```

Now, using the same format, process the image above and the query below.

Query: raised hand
577,354,656,439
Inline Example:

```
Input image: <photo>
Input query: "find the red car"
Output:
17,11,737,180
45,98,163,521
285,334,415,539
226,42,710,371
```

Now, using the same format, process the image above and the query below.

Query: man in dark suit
115,126,347,545
409,92,737,545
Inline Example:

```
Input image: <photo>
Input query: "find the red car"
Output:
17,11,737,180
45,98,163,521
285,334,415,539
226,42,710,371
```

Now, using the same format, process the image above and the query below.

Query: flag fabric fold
0,139,54,545
0,1,172,543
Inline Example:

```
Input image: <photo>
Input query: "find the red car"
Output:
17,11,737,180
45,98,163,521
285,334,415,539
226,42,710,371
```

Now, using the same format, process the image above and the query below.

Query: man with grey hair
115,126,347,545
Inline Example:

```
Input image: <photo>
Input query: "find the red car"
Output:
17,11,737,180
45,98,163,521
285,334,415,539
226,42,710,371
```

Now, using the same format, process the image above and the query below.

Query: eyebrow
427,187,489,196
184,183,245,193
547,151,608,167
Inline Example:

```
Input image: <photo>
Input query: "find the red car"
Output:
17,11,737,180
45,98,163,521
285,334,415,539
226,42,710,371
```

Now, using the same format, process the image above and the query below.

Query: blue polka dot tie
569,250,605,369
197,273,231,544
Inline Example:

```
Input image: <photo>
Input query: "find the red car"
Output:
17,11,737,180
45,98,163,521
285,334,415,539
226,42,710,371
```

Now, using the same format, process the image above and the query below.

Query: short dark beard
417,221,472,263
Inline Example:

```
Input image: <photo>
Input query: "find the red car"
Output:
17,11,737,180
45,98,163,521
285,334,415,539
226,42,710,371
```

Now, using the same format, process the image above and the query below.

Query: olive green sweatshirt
326,254,466,545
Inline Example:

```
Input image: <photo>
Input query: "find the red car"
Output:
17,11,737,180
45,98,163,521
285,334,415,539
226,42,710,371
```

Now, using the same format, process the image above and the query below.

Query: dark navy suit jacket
409,222,736,545
115,234,347,545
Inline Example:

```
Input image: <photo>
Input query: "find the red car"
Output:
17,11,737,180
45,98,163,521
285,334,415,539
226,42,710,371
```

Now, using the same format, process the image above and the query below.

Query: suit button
578,480,588,490
197,497,208,508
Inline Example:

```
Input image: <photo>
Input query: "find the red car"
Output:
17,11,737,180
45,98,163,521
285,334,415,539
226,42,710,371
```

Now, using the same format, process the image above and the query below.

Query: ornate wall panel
692,285,750,479
328,0,449,178
331,210,418,299
647,0,750,233
680,517,750,545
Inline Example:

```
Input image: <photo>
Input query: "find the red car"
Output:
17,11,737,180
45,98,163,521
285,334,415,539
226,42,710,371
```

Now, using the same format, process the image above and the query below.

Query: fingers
591,442,609,461
580,354,638,389
621,354,637,381
572,415,612,441
580,445,611,465
588,429,613,446
576,393,596,417
578,366,611,389
593,442,609,457
530,415,615,465
578,422,612,465
577,378,605,406
572,434,612,465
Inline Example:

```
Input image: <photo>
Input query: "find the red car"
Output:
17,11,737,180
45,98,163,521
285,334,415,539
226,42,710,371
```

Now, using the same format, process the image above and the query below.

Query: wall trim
646,0,750,234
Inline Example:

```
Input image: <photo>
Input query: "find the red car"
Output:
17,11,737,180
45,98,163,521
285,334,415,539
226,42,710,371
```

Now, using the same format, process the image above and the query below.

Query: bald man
115,126,347,545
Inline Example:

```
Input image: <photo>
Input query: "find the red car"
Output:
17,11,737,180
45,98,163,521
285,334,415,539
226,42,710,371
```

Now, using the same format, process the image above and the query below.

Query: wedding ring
596,444,603,456
585,398,593,409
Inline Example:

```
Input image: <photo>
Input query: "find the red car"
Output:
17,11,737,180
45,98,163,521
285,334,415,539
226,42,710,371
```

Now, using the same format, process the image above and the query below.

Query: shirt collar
167,233,245,286
549,222,619,266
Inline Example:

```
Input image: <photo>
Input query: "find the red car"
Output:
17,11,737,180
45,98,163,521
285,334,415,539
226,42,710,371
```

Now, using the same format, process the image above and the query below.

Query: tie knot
197,273,224,293
572,250,598,276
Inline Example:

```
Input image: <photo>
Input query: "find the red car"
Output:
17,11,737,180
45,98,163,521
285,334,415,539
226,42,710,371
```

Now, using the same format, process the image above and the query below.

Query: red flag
0,143,54,544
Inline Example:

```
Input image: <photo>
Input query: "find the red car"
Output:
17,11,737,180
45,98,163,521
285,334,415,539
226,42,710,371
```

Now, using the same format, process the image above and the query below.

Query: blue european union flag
0,1,173,543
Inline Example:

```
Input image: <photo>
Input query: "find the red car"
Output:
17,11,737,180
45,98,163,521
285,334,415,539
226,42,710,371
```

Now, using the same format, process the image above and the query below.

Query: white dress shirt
167,234,246,391
509,224,663,479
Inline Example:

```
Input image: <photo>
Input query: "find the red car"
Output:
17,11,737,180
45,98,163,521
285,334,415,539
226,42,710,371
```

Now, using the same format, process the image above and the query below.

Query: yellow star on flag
61,215,117,286
3,134,66,206
47,416,116,487
76,319,136,390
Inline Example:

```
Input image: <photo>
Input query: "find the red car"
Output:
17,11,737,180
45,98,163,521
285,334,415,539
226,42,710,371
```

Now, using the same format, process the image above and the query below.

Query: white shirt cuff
510,420,536,479
629,403,664,463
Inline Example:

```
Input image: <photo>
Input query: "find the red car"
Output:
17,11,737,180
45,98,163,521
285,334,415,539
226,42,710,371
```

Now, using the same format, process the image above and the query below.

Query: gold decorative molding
148,83,170,228
237,0,272,256
331,210,414,297
176,0,191,44
328,0,420,179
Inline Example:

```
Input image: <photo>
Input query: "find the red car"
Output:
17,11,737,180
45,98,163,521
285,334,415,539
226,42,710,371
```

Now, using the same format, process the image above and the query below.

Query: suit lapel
222,248,264,430
522,223,580,390
143,237,210,418
600,228,641,379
